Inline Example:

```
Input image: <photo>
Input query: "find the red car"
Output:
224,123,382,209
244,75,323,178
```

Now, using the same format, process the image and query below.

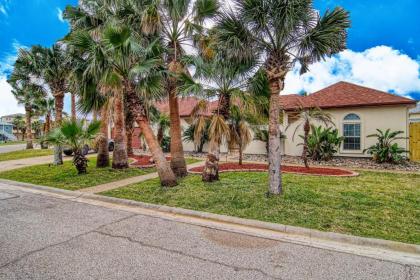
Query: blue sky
0,0,419,116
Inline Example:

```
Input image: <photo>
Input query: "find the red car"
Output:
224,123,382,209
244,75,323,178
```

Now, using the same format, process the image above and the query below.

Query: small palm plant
290,107,334,168
46,120,100,174
364,129,407,163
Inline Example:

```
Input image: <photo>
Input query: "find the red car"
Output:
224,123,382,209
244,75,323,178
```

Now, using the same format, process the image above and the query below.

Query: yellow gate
410,123,420,161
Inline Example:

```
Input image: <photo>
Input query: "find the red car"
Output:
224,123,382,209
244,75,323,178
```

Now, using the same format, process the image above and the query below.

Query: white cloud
283,46,420,98
0,76,24,116
56,7,64,22
0,5,6,16
0,40,28,117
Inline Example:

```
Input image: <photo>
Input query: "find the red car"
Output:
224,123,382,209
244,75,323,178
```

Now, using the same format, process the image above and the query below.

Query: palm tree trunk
167,78,187,177
125,105,134,156
267,80,283,195
53,91,64,165
137,118,178,187
25,106,33,149
73,149,88,174
45,113,51,133
302,120,310,168
126,89,177,187
96,105,110,168
112,89,129,169
202,143,219,182
71,93,76,121
157,127,164,145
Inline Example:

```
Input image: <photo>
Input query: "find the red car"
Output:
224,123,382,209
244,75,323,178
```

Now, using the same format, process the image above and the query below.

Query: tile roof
282,81,416,111
155,97,218,117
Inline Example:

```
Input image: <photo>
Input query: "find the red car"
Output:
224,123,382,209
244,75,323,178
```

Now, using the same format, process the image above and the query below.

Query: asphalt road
0,144,26,154
0,183,418,280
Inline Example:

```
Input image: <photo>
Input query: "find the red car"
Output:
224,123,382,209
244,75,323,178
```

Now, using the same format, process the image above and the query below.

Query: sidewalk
80,161,205,194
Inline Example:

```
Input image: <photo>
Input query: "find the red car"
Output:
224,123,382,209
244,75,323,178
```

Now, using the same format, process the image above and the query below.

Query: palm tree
46,120,100,174
22,44,70,165
140,0,220,177
65,1,177,185
8,54,46,149
12,115,26,141
31,120,43,139
180,54,264,181
227,105,252,165
290,107,333,168
215,0,350,194
34,97,55,135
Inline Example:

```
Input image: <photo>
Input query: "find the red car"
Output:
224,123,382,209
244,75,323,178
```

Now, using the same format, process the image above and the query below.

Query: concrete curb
1,178,419,256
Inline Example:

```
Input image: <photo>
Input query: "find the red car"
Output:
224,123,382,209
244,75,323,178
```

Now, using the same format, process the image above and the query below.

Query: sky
0,0,419,117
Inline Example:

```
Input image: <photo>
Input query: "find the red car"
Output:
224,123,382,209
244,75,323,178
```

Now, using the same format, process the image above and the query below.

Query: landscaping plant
291,107,334,168
306,125,343,161
46,120,100,174
364,129,407,163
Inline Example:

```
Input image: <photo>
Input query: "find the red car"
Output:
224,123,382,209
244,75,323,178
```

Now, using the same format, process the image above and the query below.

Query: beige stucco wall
173,105,410,158
281,105,411,157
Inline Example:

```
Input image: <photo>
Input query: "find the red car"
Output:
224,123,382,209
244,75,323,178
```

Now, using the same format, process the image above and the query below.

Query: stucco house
152,82,417,159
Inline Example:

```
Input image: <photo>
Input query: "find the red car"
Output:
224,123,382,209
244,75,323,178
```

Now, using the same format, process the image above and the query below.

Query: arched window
344,113,360,121
343,114,361,150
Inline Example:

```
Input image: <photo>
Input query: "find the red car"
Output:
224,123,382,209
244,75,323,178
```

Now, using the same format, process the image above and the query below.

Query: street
0,182,418,280
0,144,26,154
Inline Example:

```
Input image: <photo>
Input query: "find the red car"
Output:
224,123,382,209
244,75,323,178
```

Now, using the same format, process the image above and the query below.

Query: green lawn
0,149,54,162
102,171,420,244
0,158,155,190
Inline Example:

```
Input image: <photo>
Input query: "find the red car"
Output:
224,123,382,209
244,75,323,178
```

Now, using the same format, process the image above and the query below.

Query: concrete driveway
0,144,26,154
0,182,418,280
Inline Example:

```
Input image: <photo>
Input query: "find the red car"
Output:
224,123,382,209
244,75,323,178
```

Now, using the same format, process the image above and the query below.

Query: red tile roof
282,81,416,111
155,97,218,117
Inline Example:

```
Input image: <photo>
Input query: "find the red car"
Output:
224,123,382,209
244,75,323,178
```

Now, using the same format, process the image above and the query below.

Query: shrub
161,135,171,153
364,129,407,163
305,125,343,161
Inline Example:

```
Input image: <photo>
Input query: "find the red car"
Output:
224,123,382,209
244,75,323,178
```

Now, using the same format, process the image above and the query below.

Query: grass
0,158,155,190
185,158,202,165
0,149,54,162
0,140,26,146
102,171,420,244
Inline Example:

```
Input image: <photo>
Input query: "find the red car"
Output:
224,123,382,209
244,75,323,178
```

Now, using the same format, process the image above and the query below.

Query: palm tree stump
202,153,219,182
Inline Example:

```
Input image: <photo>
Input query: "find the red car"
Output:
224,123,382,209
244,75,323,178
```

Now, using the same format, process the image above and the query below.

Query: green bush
364,129,407,163
305,125,343,161
161,135,171,153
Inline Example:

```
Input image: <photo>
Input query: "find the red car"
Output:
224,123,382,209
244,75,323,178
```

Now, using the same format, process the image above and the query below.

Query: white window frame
341,113,363,153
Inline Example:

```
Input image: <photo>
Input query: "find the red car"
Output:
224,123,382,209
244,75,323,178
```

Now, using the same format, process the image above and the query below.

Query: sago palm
215,0,350,194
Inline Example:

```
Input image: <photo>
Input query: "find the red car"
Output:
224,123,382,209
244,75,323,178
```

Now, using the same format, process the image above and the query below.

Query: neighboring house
127,82,417,159
0,122,16,141
409,102,420,123
0,113,40,140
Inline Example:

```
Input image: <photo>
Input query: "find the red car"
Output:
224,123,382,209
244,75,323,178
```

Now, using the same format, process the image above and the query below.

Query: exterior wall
125,105,411,158
282,105,411,158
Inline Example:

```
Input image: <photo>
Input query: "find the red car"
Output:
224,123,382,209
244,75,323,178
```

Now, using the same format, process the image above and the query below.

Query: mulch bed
129,155,171,168
189,162,357,177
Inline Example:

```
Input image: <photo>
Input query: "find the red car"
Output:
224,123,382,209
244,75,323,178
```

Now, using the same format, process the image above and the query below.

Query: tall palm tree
12,116,26,141
180,54,265,181
9,50,46,149
140,0,220,177
290,107,333,168
65,1,177,184
215,0,350,194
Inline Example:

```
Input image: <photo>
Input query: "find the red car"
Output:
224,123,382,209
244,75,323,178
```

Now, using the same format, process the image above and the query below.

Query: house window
343,114,361,150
